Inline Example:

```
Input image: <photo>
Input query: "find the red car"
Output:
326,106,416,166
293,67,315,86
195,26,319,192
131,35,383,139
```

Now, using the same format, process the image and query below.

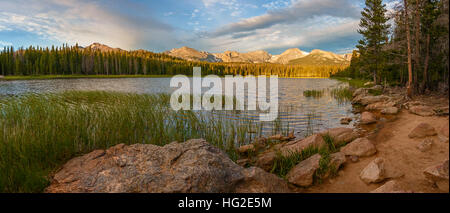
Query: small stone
340,117,353,125
238,144,255,154
423,159,449,192
350,156,360,163
361,112,377,125
438,125,449,143
416,138,433,152
381,107,399,115
408,123,437,138
237,159,250,167
360,158,385,184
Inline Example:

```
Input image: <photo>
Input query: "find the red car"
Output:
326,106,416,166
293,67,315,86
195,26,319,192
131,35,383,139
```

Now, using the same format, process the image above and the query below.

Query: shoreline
1,75,339,81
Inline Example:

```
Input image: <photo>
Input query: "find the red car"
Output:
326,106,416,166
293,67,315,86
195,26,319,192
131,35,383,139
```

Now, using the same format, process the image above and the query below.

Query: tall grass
0,91,274,192
331,87,353,105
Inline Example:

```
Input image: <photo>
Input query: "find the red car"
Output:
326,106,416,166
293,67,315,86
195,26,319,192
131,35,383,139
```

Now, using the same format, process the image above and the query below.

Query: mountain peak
269,48,307,64
85,43,122,52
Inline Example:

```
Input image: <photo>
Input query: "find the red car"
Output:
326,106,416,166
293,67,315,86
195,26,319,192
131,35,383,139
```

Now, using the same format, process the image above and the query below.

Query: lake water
0,78,355,138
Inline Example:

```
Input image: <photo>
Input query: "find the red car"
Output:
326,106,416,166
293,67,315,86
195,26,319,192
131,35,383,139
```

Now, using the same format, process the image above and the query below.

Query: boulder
423,159,449,192
365,101,396,111
329,152,346,169
409,105,435,117
234,167,291,193
319,128,359,146
370,180,411,193
45,139,290,193
361,112,377,125
416,138,433,152
381,107,399,115
255,151,277,172
286,154,322,187
353,88,368,98
359,95,390,106
360,158,386,184
280,134,326,156
341,138,377,157
408,123,437,138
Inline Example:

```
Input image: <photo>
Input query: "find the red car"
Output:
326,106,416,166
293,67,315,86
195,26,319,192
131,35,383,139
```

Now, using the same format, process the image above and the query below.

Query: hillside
289,49,350,66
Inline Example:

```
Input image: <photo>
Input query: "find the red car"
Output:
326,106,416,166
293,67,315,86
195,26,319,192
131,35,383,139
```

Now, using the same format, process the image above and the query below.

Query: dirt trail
303,110,449,193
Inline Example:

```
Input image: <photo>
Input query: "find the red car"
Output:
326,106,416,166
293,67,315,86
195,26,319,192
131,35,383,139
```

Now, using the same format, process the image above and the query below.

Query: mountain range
82,43,351,66
165,46,351,66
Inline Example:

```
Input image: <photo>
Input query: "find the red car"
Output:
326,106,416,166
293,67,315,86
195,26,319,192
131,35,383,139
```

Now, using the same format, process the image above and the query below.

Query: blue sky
0,0,393,54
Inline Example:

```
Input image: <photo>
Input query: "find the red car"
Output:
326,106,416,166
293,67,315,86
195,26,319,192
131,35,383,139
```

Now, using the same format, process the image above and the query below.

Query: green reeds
303,90,324,98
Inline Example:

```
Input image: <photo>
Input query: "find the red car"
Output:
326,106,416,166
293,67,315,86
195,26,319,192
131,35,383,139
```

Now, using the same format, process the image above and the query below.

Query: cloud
0,0,175,50
212,0,360,37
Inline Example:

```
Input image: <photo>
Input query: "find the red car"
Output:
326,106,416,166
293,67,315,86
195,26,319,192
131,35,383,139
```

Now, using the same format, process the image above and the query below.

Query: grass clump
303,90,324,98
331,87,353,104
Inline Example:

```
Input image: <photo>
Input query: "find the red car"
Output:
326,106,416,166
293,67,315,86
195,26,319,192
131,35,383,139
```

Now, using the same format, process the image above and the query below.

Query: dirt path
303,110,449,193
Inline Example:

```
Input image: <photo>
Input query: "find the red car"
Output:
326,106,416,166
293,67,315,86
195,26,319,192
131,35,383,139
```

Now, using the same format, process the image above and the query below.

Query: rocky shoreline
46,85,449,193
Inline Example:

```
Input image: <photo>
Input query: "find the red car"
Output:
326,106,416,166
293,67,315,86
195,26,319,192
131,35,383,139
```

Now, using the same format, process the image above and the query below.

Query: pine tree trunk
422,33,430,91
404,0,414,98
414,0,421,93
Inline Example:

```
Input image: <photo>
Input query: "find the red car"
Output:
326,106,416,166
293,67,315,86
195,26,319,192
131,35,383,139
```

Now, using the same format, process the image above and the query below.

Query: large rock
319,128,359,146
370,180,410,193
286,154,322,187
233,167,291,193
341,138,377,157
381,107,399,115
353,88,368,98
361,112,377,125
359,95,390,106
280,134,326,156
408,123,437,138
329,152,346,169
409,105,435,116
255,151,277,172
360,158,385,184
45,139,290,193
423,159,449,192
365,101,396,111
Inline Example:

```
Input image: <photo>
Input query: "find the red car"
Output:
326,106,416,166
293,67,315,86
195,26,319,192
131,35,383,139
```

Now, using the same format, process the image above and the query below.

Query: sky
0,0,392,55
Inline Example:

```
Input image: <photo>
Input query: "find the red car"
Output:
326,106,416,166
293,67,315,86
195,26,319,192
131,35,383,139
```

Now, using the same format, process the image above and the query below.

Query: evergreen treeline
335,0,449,95
0,44,346,78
